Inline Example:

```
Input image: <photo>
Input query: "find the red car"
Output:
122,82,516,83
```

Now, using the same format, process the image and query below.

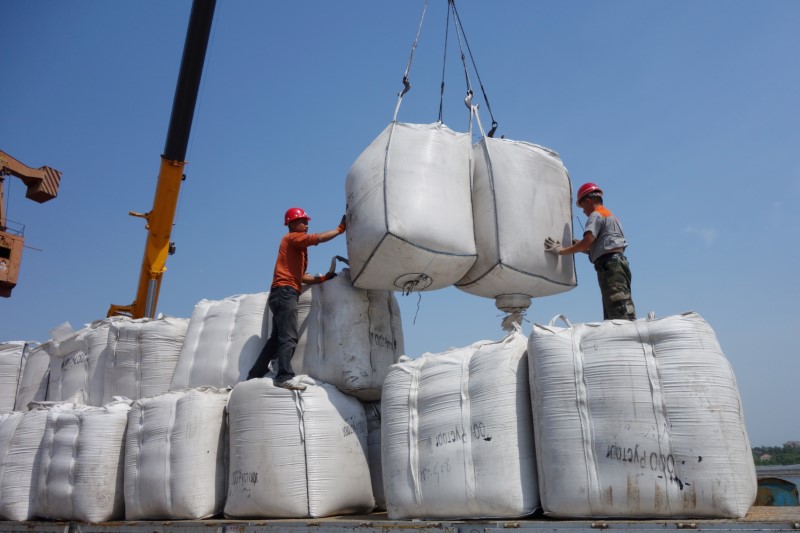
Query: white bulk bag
0,342,29,412
0,407,49,520
382,330,538,519
170,293,269,390
14,342,50,410
104,316,189,404
36,400,131,522
294,268,404,400
364,401,385,511
456,136,577,307
125,387,229,520
528,312,757,519
345,122,477,292
46,319,118,405
225,377,374,518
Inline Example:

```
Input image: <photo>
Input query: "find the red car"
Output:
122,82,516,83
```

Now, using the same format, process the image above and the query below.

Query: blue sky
2,1,798,446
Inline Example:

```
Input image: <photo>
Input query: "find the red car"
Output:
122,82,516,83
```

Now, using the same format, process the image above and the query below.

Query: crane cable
450,0,498,137
436,3,452,124
393,0,429,121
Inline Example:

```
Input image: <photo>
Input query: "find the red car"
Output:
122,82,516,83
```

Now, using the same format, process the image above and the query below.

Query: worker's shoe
275,376,307,391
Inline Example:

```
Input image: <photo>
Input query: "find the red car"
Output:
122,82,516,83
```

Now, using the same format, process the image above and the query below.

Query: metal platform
1,508,798,533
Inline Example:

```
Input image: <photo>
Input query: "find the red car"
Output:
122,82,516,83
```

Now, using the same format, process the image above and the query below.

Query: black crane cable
437,3,452,123
450,0,498,137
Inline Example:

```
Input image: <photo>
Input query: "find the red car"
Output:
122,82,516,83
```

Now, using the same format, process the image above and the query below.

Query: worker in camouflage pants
544,182,636,320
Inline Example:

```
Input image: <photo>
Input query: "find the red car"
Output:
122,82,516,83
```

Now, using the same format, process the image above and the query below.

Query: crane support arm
0,150,61,204
108,0,216,319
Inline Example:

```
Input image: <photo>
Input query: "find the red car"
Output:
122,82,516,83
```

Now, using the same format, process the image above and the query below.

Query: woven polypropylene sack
35,401,131,522
14,343,50,410
382,330,538,519
345,122,476,292
456,138,576,299
170,293,269,390
294,269,404,400
225,377,374,518
0,407,49,520
104,316,189,404
124,387,229,520
0,342,28,413
364,401,385,510
46,318,121,405
528,312,757,518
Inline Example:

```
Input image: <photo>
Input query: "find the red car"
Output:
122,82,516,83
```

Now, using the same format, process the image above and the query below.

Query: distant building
760,454,772,461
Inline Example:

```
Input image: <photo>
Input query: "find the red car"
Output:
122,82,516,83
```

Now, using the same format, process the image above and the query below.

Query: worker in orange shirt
247,208,346,390
544,183,636,321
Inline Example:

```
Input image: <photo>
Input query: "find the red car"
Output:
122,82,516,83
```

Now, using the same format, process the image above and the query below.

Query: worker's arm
545,231,594,256
315,215,347,244
302,272,334,285
560,232,594,255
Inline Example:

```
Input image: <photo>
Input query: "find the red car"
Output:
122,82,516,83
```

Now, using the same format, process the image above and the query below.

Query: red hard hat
576,182,603,206
284,207,311,225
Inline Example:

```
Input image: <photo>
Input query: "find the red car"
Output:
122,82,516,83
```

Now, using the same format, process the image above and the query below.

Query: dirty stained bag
528,312,757,518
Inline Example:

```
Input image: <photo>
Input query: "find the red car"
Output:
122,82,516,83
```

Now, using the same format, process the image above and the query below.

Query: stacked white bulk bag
294,268,404,400
0,406,49,520
456,133,577,312
124,387,230,520
0,342,28,412
345,121,477,292
528,312,757,518
382,330,538,519
35,400,131,522
103,316,189,404
14,342,50,410
364,401,385,511
225,377,374,518
170,293,269,390
46,319,119,405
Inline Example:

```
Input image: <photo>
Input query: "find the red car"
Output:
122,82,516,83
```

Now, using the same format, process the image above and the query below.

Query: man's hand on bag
544,237,562,255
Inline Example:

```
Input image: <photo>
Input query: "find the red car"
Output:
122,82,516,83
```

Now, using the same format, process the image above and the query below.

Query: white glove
544,237,562,255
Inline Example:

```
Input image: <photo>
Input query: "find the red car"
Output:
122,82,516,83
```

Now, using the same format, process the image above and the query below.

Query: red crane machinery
0,150,62,297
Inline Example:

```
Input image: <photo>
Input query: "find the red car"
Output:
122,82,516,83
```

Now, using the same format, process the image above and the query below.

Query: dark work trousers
594,253,636,321
247,286,300,382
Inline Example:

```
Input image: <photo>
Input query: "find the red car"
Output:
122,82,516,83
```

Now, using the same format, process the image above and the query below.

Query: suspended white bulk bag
0,407,49,520
14,342,50,410
345,122,477,292
294,268,404,401
364,401,385,511
170,293,269,390
528,312,757,519
46,319,119,405
382,330,538,519
103,316,189,404
0,342,29,413
125,387,229,520
457,137,576,309
225,377,374,518
35,400,131,522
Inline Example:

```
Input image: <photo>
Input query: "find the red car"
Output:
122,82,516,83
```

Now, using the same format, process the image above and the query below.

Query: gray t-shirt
584,208,628,263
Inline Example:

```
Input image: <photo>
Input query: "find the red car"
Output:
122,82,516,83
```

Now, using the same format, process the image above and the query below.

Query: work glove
337,215,347,234
323,271,336,281
544,237,562,255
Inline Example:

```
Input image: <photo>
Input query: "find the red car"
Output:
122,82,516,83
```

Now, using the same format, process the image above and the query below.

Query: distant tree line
753,442,800,466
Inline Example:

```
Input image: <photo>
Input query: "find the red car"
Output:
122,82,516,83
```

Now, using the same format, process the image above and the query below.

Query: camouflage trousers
594,253,636,320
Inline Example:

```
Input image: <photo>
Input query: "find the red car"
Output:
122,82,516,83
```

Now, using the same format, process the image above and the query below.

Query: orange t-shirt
271,231,320,292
